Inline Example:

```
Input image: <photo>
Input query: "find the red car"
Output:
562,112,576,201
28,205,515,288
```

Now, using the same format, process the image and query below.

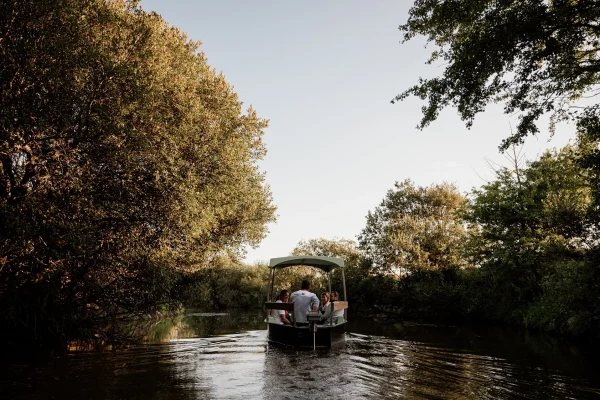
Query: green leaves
358,180,467,275
462,144,598,327
0,0,275,347
351,147,600,335
395,0,600,150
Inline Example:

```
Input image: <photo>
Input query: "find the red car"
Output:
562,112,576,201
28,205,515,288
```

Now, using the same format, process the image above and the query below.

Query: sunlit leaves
0,0,275,346
358,180,468,275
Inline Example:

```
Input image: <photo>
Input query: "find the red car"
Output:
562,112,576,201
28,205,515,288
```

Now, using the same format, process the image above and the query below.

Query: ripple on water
2,321,600,400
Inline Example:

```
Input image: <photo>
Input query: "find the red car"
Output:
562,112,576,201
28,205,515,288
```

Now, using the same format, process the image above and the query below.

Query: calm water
2,311,599,399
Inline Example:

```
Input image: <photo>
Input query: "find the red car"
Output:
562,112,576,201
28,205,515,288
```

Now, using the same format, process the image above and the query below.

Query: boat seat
265,302,296,325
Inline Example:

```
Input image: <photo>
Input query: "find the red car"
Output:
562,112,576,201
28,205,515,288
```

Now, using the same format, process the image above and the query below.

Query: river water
2,310,599,399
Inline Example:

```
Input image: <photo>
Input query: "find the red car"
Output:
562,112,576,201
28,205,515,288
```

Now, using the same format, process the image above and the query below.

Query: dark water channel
2,310,599,399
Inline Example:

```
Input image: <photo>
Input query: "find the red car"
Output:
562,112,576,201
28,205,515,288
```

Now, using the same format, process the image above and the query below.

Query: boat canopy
268,256,344,273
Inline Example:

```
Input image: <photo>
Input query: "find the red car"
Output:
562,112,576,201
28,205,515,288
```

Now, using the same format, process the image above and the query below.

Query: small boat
265,256,348,348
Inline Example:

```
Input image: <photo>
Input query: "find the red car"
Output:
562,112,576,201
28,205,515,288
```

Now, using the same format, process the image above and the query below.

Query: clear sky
140,0,575,264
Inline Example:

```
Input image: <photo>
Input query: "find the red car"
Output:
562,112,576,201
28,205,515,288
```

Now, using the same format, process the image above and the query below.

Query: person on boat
330,290,345,318
289,280,319,325
318,292,330,314
320,292,333,322
272,290,291,325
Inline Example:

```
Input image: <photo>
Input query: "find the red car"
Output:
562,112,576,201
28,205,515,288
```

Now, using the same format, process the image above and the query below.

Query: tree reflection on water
2,311,599,399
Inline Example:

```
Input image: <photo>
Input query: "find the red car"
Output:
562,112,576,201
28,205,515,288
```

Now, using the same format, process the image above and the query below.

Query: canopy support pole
342,268,347,321
327,272,333,326
265,268,273,322
269,269,276,303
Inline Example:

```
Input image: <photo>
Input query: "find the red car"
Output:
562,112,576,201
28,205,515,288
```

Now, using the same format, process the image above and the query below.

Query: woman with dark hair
272,290,291,324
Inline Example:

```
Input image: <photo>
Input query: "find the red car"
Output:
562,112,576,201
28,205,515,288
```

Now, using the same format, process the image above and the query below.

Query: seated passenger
318,292,330,314
320,292,333,322
271,290,290,324
289,280,319,325
330,290,345,318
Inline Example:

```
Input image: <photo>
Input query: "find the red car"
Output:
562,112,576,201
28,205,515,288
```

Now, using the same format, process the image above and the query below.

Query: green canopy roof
268,256,344,273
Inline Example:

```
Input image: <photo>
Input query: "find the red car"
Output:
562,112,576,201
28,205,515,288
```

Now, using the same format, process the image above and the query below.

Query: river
2,310,599,399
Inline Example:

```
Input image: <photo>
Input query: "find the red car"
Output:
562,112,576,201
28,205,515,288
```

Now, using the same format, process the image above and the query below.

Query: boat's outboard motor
307,311,321,350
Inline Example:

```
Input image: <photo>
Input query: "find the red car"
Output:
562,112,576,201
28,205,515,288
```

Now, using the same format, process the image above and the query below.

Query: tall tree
464,145,595,322
0,0,275,347
394,0,600,150
358,180,467,276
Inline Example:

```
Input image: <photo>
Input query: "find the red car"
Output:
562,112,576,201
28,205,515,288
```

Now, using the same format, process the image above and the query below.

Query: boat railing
265,302,296,326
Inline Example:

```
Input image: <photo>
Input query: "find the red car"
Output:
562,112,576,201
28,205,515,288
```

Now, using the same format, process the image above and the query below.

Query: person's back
289,280,319,324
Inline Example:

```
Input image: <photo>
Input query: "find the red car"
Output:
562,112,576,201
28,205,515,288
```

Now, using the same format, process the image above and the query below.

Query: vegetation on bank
0,0,276,349
201,146,600,339
363,145,599,338
382,0,600,338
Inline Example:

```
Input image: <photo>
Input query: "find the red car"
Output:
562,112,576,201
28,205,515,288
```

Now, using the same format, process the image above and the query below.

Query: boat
265,256,348,348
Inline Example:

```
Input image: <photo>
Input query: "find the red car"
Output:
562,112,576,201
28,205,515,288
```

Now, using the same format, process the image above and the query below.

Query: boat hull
267,322,346,348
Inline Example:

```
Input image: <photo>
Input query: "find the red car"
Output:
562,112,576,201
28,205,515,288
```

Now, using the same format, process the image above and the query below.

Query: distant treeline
196,145,600,340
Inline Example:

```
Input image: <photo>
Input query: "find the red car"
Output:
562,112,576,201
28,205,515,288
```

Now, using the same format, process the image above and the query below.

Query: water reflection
2,311,599,399
144,310,266,343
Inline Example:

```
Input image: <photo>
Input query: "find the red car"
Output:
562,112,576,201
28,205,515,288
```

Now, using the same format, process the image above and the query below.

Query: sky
140,0,575,264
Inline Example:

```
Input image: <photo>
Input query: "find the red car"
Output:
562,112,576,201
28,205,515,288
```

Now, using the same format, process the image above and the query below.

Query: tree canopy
463,145,598,330
0,0,275,347
358,180,467,275
394,0,600,150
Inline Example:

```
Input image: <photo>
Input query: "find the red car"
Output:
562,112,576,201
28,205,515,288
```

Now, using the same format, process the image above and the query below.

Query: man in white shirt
289,280,319,324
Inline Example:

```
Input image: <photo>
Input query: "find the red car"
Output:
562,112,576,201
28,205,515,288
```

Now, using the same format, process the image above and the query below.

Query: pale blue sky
141,0,574,263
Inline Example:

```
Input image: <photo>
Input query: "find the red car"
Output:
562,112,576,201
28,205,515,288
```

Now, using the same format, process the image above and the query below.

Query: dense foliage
351,146,599,337
358,180,468,276
394,0,600,150
462,146,599,334
179,254,269,310
0,0,275,349
208,148,598,338
3,0,600,350
385,0,600,338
